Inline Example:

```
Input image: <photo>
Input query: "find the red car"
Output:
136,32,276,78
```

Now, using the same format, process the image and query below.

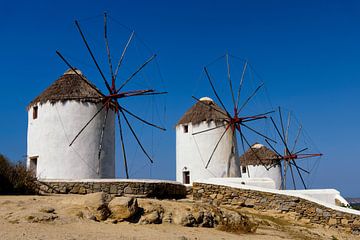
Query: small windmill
264,107,323,189
192,53,276,170
56,12,167,178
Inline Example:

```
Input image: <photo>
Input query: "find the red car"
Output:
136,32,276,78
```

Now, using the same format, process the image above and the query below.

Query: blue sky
0,0,359,196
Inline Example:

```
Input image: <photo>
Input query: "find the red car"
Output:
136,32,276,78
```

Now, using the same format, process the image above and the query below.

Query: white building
239,143,282,189
176,97,241,184
27,69,115,179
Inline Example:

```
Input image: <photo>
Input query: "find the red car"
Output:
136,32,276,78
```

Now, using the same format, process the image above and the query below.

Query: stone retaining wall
193,183,360,235
38,180,186,199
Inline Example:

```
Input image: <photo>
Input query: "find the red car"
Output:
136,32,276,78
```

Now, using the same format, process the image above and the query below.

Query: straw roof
177,97,227,125
239,143,280,166
28,69,104,109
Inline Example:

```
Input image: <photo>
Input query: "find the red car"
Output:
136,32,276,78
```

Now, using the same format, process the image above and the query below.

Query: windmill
56,12,167,179
264,107,323,189
192,53,276,172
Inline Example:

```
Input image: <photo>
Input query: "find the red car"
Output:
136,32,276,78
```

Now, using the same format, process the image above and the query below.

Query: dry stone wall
193,183,360,235
38,180,186,199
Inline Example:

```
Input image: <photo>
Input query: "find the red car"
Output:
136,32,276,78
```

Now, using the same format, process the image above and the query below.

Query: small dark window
33,106,38,119
183,125,188,133
183,171,190,184
29,157,38,177
242,166,247,173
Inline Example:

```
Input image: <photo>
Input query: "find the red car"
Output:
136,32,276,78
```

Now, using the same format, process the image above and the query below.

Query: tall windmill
192,53,276,171
56,13,167,179
264,107,323,189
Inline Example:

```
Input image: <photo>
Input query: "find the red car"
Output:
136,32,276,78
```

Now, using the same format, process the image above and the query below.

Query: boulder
172,209,196,227
139,210,161,224
138,202,164,224
217,209,258,233
108,196,139,220
83,192,110,221
39,207,55,213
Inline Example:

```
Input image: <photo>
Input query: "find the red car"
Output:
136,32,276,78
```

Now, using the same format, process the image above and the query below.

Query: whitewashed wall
27,101,115,179
241,164,282,189
176,121,241,184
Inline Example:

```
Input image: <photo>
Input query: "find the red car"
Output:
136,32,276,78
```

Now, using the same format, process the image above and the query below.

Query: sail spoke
96,108,109,174
192,123,227,135
236,60,248,111
69,101,108,147
75,20,112,92
204,67,230,116
292,159,307,189
237,83,264,114
114,31,135,81
116,111,129,179
205,125,230,169
116,54,157,92
119,107,154,163
119,106,166,131
192,96,228,117
288,163,296,190
241,123,277,143
55,51,105,98
103,12,115,83
225,53,236,108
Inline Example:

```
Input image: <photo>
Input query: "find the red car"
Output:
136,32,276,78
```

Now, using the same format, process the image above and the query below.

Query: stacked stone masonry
39,181,187,199
193,183,360,235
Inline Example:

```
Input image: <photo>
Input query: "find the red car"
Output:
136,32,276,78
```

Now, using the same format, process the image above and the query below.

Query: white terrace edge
39,178,184,186
195,178,360,216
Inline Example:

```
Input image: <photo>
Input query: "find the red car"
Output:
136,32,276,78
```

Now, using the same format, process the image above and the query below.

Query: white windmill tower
27,69,115,179
239,143,282,189
176,97,241,184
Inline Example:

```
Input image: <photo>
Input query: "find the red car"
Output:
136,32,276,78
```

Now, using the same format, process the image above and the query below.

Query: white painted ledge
39,178,184,185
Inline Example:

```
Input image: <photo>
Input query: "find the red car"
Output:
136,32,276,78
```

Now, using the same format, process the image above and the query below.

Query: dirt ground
0,195,358,240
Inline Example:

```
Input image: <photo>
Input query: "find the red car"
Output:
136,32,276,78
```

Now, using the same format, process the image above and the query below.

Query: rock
210,194,217,199
70,185,80,194
244,199,255,208
216,194,224,200
40,207,55,213
109,185,117,194
124,186,133,194
83,192,110,221
323,211,331,218
26,213,58,223
200,211,215,228
79,186,86,194
108,197,139,220
217,210,257,233
138,200,165,224
139,210,161,224
316,208,323,215
353,219,360,226
162,212,173,223
280,205,289,212
173,209,196,227
328,218,337,225
341,218,348,225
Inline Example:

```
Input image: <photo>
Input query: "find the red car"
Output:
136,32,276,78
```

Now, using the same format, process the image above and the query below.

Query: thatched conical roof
28,69,104,109
177,97,227,125
239,143,280,166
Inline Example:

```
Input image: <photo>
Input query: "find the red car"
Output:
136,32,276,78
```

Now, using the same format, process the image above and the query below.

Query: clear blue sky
0,0,359,196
